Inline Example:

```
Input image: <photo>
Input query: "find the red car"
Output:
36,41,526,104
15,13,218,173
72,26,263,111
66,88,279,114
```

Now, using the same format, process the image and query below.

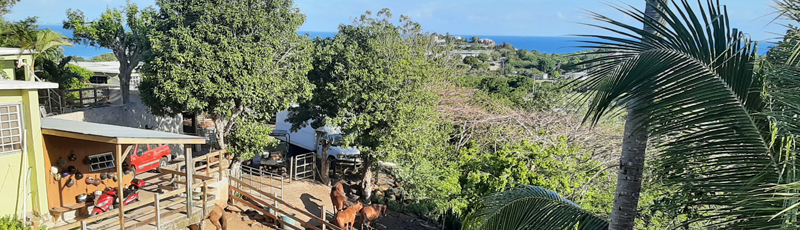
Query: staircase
28,68,63,116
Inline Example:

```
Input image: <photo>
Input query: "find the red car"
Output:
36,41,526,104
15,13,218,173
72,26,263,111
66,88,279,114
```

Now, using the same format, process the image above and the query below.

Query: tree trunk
608,1,663,230
213,119,227,150
360,157,374,202
118,63,132,104
320,143,331,185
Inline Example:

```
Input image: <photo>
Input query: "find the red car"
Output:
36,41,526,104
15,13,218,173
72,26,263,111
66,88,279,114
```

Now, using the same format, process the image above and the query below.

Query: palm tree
466,0,800,228
463,185,608,230
1,19,72,68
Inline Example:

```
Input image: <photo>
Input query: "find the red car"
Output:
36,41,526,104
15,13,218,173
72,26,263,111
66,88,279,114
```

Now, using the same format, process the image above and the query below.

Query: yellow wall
0,54,33,81
0,89,49,218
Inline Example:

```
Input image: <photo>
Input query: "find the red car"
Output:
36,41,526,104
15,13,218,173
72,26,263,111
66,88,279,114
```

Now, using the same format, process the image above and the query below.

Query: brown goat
334,202,362,230
359,204,387,229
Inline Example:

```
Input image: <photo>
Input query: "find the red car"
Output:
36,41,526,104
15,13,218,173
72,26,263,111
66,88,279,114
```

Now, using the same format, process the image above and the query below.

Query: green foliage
90,53,117,62
477,52,490,62
457,137,610,215
34,56,90,90
463,185,608,230
141,0,313,150
0,0,19,15
288,8,456,158
0,17,72,61
0,215,27,230
226,118,279,160
64,2,155,103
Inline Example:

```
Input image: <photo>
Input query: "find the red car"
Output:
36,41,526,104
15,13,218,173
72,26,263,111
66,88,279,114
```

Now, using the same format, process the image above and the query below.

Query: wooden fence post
155,193,161,230
203,181,208,219
80,220,87,230
206,154,211,177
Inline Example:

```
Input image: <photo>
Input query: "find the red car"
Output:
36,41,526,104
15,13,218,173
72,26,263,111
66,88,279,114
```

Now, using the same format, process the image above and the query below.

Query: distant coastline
42,26,772,58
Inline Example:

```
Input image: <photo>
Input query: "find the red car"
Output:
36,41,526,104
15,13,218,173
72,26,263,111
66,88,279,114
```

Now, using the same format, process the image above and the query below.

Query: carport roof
41,118,205,144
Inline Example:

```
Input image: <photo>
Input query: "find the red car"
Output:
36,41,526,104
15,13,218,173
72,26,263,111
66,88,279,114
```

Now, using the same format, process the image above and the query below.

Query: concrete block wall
51,89,183,133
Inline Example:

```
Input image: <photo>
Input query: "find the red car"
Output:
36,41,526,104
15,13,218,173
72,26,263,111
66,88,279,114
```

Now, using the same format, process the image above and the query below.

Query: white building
74,61,142,89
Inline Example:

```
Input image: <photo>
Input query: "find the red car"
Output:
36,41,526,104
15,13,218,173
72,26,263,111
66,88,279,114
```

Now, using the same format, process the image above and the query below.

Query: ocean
41,26,771,58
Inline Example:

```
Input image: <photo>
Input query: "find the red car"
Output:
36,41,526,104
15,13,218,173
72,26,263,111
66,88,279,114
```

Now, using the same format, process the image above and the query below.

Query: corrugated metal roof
73,61,142,74
0,47,34,56
0,79,58,90
41,118,205,144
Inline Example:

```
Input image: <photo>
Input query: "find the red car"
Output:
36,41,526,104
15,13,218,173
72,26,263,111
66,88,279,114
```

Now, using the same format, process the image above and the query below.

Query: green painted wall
0,54,33,81
0,89,49,218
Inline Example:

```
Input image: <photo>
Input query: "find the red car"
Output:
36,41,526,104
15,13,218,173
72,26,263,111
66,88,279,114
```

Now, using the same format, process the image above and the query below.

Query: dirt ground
190,179,438,230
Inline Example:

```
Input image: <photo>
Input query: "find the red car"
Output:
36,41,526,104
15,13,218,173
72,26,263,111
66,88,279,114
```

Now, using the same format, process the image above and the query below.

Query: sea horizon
42,26,773,58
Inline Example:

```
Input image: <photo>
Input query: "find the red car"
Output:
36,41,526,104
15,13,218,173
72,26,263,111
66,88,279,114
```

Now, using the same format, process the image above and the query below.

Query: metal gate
238,164,285,200
291,152,315,180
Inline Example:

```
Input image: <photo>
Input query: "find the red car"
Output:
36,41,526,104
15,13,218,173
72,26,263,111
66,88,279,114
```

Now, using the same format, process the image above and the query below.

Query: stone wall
51,89,183,133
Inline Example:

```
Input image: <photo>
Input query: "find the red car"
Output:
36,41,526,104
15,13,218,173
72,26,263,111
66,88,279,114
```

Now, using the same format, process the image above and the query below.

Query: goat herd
331,182,388,230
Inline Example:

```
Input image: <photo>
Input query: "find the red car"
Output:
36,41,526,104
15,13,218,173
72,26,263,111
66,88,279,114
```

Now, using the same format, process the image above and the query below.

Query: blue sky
4,0,787,42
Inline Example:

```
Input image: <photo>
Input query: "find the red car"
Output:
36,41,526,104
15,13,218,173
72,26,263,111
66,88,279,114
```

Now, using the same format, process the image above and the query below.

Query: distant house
564,71,588,80
450,50,494,59
479,38,495,46
73,61,142,89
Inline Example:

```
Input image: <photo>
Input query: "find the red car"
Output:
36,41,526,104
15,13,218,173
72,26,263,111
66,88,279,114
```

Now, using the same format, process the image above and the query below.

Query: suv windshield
330,135,345,146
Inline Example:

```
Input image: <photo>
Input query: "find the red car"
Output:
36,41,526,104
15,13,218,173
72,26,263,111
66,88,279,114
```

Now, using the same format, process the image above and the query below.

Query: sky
4,0,789,42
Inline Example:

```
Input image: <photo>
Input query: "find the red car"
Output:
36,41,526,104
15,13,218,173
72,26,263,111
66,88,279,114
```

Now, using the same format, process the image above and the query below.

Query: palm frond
573,0,781,228
463,185,608,230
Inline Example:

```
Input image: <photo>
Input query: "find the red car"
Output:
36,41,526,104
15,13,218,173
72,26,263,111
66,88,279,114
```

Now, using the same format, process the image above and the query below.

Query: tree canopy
140,0,314,151
64,2,155,104
287,8,461,201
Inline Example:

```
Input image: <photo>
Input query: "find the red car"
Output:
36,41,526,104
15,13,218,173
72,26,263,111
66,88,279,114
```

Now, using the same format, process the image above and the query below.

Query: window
0,104,23,155
136,144,146,156
149,144,159,150
88,152,115,171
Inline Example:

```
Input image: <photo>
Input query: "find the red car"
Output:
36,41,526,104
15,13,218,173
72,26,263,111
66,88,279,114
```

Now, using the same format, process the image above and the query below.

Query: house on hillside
73,61,142,89
479,38,495,46
0,47,34,81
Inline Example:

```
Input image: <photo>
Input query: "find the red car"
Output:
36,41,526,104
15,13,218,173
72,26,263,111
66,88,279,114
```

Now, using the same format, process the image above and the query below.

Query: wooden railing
60,86,111,109
53,181,207,230
229,176,342,230
53,149,230,230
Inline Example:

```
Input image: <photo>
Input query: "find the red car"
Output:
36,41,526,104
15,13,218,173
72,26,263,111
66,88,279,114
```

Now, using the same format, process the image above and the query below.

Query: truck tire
328,156,337,174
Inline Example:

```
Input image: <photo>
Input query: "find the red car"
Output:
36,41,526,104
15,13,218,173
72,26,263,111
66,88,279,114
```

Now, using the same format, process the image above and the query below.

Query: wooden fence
229,176,342,230
60,86,112,109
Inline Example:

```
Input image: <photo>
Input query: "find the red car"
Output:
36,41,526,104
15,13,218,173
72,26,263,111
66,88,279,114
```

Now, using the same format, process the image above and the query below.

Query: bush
226,118,279,160
0,215,27,230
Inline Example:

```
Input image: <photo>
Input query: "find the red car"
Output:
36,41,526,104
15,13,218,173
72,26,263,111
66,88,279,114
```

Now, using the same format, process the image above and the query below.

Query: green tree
287,9,459,199
90,53,117,62
470,36,480,44
477,52,490,62
0,0,18,15
35,56,91,90
64,2,155,104
140,0,313,151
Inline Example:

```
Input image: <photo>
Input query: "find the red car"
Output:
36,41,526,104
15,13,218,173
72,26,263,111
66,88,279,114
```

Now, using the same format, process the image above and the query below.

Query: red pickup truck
129,144,179,175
